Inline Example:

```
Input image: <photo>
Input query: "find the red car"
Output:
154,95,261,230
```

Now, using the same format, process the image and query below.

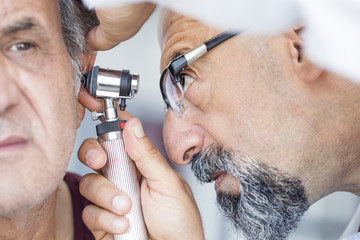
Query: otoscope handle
99,133,148,240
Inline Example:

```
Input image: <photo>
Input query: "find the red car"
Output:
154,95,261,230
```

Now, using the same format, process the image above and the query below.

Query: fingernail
132,121,144,138
85,149,98,166
113,218,126,231
112,195,128,213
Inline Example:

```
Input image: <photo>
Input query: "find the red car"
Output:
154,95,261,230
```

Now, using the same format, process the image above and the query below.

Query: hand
78,117,204,239
87,2,156,51
78,105,134,239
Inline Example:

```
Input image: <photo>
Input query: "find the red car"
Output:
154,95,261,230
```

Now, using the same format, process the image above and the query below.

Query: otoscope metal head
82,66,140,112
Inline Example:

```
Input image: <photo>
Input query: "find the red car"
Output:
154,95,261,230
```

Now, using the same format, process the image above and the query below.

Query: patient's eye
3,40,41,71
180,74,196,92
9,42,34,52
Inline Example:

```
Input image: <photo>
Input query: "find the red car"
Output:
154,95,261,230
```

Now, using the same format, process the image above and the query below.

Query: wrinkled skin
78,7,360,240
0,0,91,239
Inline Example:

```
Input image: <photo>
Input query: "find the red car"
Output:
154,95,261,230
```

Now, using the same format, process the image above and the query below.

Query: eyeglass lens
163,69,184,116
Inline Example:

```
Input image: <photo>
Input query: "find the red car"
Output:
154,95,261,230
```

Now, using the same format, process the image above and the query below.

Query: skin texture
159,11,360,204
0,0,90,239
87,2,156,51
78,7,360,240
77,110,205,239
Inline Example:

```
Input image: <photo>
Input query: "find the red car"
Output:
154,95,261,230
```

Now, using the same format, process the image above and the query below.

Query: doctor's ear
288,26,323,83
287,26,304,63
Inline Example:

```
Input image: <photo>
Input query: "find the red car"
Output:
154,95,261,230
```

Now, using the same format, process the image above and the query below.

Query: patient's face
0,0,79,215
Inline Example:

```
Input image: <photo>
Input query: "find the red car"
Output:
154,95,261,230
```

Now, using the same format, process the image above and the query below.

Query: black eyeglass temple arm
170,31,239,78
183,31,238,65
204,31,238,51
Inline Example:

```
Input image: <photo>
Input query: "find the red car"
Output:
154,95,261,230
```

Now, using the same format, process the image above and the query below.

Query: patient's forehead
0,0,61,37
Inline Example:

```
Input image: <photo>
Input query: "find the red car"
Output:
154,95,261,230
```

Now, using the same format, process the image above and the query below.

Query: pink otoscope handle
101,137,148,240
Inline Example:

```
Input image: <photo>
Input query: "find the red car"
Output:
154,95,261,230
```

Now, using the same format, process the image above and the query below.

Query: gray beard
191,144,309,240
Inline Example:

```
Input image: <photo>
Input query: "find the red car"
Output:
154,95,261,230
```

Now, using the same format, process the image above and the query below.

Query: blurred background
67,8,360,240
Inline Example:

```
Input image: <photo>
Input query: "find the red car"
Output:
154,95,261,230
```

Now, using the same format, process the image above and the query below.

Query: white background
68,9,360,240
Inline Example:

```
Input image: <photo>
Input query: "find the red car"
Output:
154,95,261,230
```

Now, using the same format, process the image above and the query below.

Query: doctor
78,3,360,240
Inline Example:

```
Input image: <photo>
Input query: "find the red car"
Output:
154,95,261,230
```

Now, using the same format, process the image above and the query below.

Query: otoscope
82,66,148,240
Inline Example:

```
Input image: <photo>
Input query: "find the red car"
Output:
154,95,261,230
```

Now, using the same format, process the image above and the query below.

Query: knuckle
82,205,94,227
79,173,103,197
83,205,105,231
172,172,185,186
93,213,104,227
80,174,122,209
143,137,160,157
79,174,93,196
100,29,120,48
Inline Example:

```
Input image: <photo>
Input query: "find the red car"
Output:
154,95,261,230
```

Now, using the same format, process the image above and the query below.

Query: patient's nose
0,63,20,113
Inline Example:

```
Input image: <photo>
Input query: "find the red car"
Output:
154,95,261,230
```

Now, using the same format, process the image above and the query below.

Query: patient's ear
80,53,97,74
288,27,323,83
76,53,98,128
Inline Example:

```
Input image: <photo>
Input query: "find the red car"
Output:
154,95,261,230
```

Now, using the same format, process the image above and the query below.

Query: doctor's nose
163,110,205,166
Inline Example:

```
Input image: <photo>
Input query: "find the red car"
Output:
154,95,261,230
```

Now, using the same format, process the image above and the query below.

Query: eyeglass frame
160,31,238,116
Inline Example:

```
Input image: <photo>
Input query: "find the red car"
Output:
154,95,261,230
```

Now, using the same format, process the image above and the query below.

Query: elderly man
79,6,360,240
0,0,100,239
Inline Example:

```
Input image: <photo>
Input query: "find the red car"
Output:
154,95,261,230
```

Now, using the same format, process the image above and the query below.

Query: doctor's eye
180,74,196,92
9,42,34,52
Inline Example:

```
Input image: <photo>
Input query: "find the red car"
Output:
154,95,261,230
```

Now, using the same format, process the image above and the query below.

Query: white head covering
83,0,360,82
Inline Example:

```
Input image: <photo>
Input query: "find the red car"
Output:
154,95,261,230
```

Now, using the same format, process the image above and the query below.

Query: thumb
87,25,118,51
123,118,173,181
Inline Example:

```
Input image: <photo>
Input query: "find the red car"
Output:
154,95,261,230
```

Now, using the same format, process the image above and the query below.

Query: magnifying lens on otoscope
82,66,148,240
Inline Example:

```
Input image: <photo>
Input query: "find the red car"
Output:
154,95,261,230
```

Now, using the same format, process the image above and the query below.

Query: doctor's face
0,0,80,215
159,11,313,239
160,12,311,194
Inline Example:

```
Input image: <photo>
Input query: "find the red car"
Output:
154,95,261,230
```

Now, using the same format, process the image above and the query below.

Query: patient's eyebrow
2,17,35,35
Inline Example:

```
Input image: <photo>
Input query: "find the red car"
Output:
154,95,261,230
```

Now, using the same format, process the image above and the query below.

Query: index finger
78,87,104,112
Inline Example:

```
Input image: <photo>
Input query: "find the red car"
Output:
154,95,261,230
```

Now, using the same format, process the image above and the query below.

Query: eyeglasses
160,31,238,116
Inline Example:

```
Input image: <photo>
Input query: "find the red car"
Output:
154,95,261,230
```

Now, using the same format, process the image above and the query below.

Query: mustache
190,144,309,240
191,144,227,183
191,144,247,184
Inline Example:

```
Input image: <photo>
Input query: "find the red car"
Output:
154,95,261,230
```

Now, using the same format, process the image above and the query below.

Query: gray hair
191,144,309,240
58,0,99,93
